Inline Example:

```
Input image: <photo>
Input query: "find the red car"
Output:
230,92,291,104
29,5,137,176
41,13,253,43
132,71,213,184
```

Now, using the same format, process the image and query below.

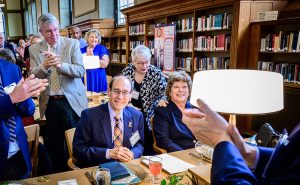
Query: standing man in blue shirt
71,26,87,49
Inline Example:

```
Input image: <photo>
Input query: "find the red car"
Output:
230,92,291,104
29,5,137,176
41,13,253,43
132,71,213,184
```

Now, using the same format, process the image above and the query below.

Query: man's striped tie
0,77,17,142
114,114,123,148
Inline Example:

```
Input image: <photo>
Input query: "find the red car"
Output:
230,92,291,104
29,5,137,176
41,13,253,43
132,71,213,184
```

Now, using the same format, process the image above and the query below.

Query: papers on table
57,179,78,185
142,154,196,174
83,56,100,69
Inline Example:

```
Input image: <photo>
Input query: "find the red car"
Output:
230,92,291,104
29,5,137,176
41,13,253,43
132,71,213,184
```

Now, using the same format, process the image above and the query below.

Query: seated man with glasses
73,75,144,168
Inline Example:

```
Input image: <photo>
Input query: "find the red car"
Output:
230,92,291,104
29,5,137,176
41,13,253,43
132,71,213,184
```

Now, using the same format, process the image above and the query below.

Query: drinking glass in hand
96,168,111,185
149,156,163,184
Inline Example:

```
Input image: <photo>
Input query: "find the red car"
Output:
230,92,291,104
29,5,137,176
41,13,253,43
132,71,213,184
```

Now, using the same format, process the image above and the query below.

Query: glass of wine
149,156,163,184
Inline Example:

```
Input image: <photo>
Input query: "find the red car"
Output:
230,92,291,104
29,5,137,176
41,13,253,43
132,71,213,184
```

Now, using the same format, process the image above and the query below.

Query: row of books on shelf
175,56,230,71
177,38,193,52
115,41,126,50
129,24,145,35
176,18,194,32
258,61,300,84
129,12,232,36
130,40,230,52
196,13,233,31
260,31,300,53
176,57,192,72
111,53,119,62
111,53,126,64
130,35,229,52
130,41,145,50
194,57,230,71
146,40,154,50
194,34,230,51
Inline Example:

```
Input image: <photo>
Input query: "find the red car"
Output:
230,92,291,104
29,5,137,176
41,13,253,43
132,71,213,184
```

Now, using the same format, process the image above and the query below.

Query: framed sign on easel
154,24,176,73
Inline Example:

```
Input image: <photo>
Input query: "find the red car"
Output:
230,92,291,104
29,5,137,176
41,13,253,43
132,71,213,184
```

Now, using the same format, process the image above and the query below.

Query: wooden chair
150,117,167,154
65,128,80,170
24,124,40,177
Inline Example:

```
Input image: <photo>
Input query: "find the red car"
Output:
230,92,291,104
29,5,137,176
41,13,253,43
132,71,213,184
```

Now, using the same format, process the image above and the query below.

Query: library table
20,149,211,185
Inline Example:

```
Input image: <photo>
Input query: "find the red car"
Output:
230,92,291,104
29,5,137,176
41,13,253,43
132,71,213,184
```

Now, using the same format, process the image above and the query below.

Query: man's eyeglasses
111,89,130,97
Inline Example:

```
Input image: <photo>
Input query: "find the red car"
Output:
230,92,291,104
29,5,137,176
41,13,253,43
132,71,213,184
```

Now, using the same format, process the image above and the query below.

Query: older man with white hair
29,13,88,172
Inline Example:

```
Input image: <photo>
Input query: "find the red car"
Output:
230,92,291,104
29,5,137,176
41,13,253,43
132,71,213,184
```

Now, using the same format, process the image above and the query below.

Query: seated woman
153,71,196,152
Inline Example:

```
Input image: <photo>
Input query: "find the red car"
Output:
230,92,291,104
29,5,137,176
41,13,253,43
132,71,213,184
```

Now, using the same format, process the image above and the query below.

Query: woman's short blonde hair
84,28,101,44
166,70,192,100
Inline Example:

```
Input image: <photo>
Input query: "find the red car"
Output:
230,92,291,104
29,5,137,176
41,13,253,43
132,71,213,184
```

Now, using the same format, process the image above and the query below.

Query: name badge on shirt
4,83,16,94
129,130,140,147
132,90,139,100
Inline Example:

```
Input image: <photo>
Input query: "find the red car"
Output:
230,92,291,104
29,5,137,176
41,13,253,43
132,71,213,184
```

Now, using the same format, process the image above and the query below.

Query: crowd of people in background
1,12,299,185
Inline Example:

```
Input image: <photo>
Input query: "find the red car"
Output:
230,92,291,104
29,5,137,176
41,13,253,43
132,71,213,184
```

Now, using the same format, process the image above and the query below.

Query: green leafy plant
160,173,202,185
161,175,184,185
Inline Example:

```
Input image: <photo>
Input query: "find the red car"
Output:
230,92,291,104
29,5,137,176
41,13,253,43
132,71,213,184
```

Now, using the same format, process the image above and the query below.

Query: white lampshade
83,56,100,69
190,70,284,115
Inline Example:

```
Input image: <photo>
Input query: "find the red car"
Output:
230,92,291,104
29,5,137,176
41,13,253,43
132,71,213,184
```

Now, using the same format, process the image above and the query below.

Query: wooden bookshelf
108,36,126,63
120,0,290,130
249,17,300,89
249,16,300,132
121,0,287,81
106,27,127,77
